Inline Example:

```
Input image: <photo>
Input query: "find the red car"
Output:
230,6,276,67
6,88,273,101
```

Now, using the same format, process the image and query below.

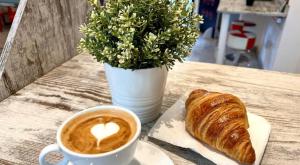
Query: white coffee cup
39,105,141,165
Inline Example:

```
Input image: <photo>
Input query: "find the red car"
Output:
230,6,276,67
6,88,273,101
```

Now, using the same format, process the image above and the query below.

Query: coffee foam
61,109,137,154
91,122,120,147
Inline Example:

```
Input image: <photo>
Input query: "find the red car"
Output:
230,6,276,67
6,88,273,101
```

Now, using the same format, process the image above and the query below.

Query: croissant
185,89,255,164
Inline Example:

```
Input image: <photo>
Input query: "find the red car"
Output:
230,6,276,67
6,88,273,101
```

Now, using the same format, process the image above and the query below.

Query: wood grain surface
217,0,288,17
0,0,89,101
0,53,299,165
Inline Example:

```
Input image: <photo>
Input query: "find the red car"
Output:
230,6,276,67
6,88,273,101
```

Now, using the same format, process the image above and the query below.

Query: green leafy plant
79,0,203,69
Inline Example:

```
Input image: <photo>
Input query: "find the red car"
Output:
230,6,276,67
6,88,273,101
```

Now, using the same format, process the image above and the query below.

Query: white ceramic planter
104,63,168,123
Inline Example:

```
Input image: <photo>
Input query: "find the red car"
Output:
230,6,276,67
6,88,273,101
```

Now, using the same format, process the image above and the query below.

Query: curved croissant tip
185,89,207,108
190,89,207,95
243,147,256,164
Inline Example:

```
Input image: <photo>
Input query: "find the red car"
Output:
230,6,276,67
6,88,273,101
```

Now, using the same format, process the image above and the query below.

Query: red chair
230,20,256,33
227,30,256,51
225,20,257,67
7,7,16,24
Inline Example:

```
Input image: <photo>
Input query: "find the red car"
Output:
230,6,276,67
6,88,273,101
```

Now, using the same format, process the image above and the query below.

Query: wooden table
0,53,299,165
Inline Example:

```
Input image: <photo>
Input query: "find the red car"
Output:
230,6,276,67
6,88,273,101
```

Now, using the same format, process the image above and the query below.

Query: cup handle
39,144,68,165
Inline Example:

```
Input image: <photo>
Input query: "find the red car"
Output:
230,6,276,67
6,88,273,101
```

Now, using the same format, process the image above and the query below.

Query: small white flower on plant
148,33,157,42
119,59,125,64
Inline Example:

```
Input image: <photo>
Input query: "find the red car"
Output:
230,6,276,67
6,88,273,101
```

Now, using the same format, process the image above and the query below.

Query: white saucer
60,141,173,165
130,141,174,165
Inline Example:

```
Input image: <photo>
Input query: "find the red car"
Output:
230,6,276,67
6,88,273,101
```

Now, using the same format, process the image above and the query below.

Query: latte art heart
62,110,136,154
91,122,120,147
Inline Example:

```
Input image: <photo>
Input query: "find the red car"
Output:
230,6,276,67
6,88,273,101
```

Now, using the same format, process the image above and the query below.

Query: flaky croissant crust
185,89,255,164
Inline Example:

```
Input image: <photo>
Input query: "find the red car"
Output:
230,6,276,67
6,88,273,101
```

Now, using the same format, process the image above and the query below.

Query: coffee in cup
61,109,137,154
39,106,141,165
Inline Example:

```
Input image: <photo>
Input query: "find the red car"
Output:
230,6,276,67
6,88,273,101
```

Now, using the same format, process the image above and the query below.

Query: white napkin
148,95,271,165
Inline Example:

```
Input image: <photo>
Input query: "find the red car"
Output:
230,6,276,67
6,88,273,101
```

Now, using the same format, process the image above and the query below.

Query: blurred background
0,0,18,52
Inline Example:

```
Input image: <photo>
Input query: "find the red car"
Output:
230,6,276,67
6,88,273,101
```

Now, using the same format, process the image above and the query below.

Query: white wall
259,17,284,69
272,0,300,73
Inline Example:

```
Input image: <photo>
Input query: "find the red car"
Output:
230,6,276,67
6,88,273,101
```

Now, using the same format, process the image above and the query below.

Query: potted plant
79,0,202,123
